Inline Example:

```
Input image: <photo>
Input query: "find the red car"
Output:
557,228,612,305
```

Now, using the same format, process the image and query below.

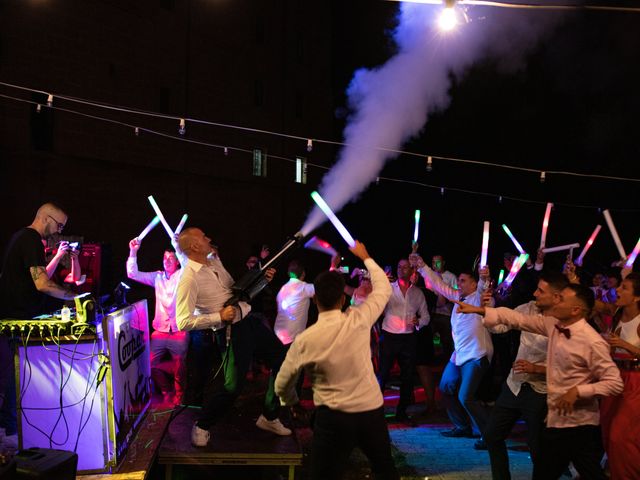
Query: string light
307,139,313,152
46,94,53,107
540,171,546,183
36,104,41,113
178,118,186,136
224,147,229,156
426,155,433,172
1,87,640,213
134,127,139,136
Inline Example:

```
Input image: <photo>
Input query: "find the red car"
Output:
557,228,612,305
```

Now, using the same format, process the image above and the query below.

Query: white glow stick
539,202,553,249
575,225,602,266
504,253,529,286
174,214,188,235
542,243,580,254
480,221,490,268
625,236,640,267
147,195,176,240
502,224,526,255
413,210,421,244
603,209,627,260
310,192,356,248
137,216,160,241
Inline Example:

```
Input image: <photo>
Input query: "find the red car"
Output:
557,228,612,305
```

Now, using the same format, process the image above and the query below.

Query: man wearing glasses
0,202,75,450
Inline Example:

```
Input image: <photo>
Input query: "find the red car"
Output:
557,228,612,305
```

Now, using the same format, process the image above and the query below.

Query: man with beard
0,203,75,450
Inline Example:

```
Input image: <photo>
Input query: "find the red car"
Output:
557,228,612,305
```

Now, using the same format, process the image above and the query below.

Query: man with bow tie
456,284,623,480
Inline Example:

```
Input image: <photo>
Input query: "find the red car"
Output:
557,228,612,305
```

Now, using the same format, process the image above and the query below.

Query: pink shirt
484,307,623,428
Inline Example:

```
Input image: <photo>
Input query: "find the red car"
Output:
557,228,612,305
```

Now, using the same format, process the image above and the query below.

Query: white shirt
434,270,457,316
274,278,315,345
490,301,548,395
484,307,624,428
275,258,391,412
176,257,250,331
381,281,429,334
126,256,181,332
418,265,493,366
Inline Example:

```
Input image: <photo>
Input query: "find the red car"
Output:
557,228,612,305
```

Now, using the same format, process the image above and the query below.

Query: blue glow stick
310,192,356,248
137,216,160,241
502,224,526,255
413,210,421,244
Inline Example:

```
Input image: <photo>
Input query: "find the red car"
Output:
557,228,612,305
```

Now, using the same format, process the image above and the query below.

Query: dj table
0,300,151,474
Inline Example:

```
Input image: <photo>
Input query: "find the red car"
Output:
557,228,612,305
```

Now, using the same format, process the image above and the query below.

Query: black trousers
484,382,547,480
377,331,416,413
198,313,285,429
533,424,606,480
311,405,399,480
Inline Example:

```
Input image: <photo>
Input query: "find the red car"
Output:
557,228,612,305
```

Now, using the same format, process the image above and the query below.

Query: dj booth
1,300,151,474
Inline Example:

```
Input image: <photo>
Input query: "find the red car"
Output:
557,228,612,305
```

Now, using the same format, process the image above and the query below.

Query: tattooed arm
30,266,75,300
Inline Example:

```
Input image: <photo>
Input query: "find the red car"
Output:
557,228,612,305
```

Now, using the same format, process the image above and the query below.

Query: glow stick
539,203,553,249
413,210,421,244
174,214,188,235
603,209,627,260
502,224,526,255
504,254,529,286
497,269,504,285
542,243,580,254
304,236,338,257
137,216,160,241
625,236,640,267
310,192,356,248
575,225,602,266
147,195,176,240
480,221,490,268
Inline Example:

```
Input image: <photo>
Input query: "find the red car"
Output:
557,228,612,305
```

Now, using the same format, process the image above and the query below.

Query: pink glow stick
480,221,490,268
539,203,553,249
575,225,602,266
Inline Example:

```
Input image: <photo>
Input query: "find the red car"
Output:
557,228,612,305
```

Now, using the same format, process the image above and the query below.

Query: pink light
480,221,490,268
504,253,529,287
540,203,553,249
575,225,602,266
625,236,640,268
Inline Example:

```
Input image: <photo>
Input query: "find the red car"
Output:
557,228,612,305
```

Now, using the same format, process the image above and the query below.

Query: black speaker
14,448,77,480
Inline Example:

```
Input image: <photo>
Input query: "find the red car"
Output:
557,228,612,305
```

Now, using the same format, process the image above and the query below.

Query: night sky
1,1,639,302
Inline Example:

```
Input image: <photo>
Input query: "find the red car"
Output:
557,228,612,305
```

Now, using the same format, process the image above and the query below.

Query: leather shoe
440,427,474,438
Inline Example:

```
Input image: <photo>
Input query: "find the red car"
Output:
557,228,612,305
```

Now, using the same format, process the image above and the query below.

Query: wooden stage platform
157,407,302,480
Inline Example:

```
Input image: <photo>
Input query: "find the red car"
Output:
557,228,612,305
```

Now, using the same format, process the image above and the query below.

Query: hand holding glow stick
137,216,160,241
174,214,189,235
502,224,526,255
539,203,553,249
603,209,627,260
542,243,580,254
575,225,602,266
625,236,640,268
413,210,421,245
310,192,356,248
480,221,490,268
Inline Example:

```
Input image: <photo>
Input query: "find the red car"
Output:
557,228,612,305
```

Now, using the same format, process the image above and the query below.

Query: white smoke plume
301,2,560,238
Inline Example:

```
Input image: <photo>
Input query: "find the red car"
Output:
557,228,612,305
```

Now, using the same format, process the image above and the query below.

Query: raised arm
350,241,392,327
126,238,157,287
411,254,460,302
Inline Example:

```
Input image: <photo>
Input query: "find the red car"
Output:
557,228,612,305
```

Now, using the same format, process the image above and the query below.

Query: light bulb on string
540,171,546,183
46,94,53,107
426,156,433,172
438,0,458,32
306,139,313,152
224,147,229,156
440,187,445,196
36,104,42,113
178,118,186,136
134,127,139,136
